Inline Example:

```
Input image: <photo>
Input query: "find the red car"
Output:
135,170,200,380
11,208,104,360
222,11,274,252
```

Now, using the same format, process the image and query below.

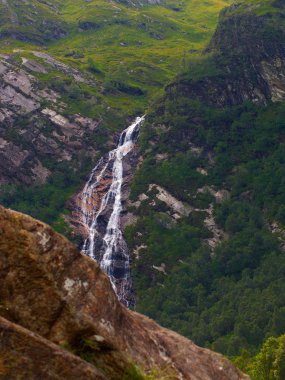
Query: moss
122,364,145,380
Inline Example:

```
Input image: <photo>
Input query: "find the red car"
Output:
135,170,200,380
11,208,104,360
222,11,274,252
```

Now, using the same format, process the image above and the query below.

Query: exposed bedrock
0,205,249,380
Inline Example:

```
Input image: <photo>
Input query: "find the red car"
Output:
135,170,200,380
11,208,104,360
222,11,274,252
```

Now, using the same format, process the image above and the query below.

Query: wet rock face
0,205,249,380
67,120,142,308
69,142,139,239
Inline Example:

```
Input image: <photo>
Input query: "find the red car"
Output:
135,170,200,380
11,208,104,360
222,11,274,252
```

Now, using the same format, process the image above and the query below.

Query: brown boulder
0,205,249,379
0,316,106,380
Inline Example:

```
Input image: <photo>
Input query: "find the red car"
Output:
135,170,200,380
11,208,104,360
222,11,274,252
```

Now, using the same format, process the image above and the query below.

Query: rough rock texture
0,317,106,380
166,1,285,107
0,205,248,380
149,183,192,216
0,54,99,185
116,0,163,7
68,141,140,240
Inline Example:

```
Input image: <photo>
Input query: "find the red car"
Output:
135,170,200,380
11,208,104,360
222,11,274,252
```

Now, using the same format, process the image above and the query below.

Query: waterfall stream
80,116,145,307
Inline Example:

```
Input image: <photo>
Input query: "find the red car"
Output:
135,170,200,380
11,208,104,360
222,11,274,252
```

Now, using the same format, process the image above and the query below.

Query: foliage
131,152,207,201
127,0,285,358
0,0,234,239
1,0,285,369
233,334,285,380
128,98,285,357
0,0,232,116
87,58,101,74
0,161,90,237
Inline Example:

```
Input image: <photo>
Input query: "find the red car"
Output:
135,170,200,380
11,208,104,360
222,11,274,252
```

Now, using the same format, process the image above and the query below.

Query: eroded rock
0,317,106,380
0,57,99,185
149,183,192,216
0,205,249,380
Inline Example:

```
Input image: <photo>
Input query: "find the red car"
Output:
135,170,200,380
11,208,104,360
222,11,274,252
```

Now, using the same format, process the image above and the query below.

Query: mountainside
0,52,100,185
0,0,231,234
169,0,285,106
1,0,285,378
126,0,285,360
0,205,248,380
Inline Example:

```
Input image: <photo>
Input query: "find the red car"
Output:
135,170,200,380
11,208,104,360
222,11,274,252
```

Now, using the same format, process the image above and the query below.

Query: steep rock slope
0,52,100,186
126,0,285,358
0,317,106,380
0,48,116,232
166,0,285,106
0,205,248,380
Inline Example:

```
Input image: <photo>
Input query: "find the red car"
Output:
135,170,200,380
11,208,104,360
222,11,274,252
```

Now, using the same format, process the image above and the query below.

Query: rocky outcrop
149,183,192,217
18,50,92,84
116,0,163,7
0,205,248,379
0,317,106,380
270,221,285,251
68,134,140,241
166,0,285,107
0,54,99,185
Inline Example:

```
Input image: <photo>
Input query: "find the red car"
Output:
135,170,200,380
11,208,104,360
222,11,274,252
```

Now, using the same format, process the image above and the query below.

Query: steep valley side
0,0,231,235
1,0,285,378
125,0,285,365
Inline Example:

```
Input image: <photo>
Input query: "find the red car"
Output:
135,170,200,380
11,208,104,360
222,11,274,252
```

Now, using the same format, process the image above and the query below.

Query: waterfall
80,116,145,307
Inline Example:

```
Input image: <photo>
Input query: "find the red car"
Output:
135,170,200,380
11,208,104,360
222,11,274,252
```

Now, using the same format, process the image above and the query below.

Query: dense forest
127,100,285,357
125,0,285,369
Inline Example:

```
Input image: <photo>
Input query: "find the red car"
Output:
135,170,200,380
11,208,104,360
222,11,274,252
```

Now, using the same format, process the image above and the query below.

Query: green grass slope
0,0,232,116
0,0,233,232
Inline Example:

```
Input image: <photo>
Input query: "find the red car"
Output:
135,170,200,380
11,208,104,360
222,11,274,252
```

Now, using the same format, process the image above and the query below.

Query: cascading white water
80,116,145,307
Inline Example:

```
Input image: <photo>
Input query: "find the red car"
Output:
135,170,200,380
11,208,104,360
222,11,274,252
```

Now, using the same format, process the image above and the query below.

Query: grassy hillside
0,0,233,232
1,0,232,117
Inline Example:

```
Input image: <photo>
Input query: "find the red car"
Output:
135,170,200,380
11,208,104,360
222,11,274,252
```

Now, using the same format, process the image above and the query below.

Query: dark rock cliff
165,0,285,107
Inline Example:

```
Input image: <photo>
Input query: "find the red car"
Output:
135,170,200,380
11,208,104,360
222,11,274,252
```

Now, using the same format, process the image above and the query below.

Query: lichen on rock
0,205,248,379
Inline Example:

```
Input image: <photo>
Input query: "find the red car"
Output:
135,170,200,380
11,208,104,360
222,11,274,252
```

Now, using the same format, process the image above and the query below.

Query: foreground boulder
0,206,248,379
0,317,106,380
